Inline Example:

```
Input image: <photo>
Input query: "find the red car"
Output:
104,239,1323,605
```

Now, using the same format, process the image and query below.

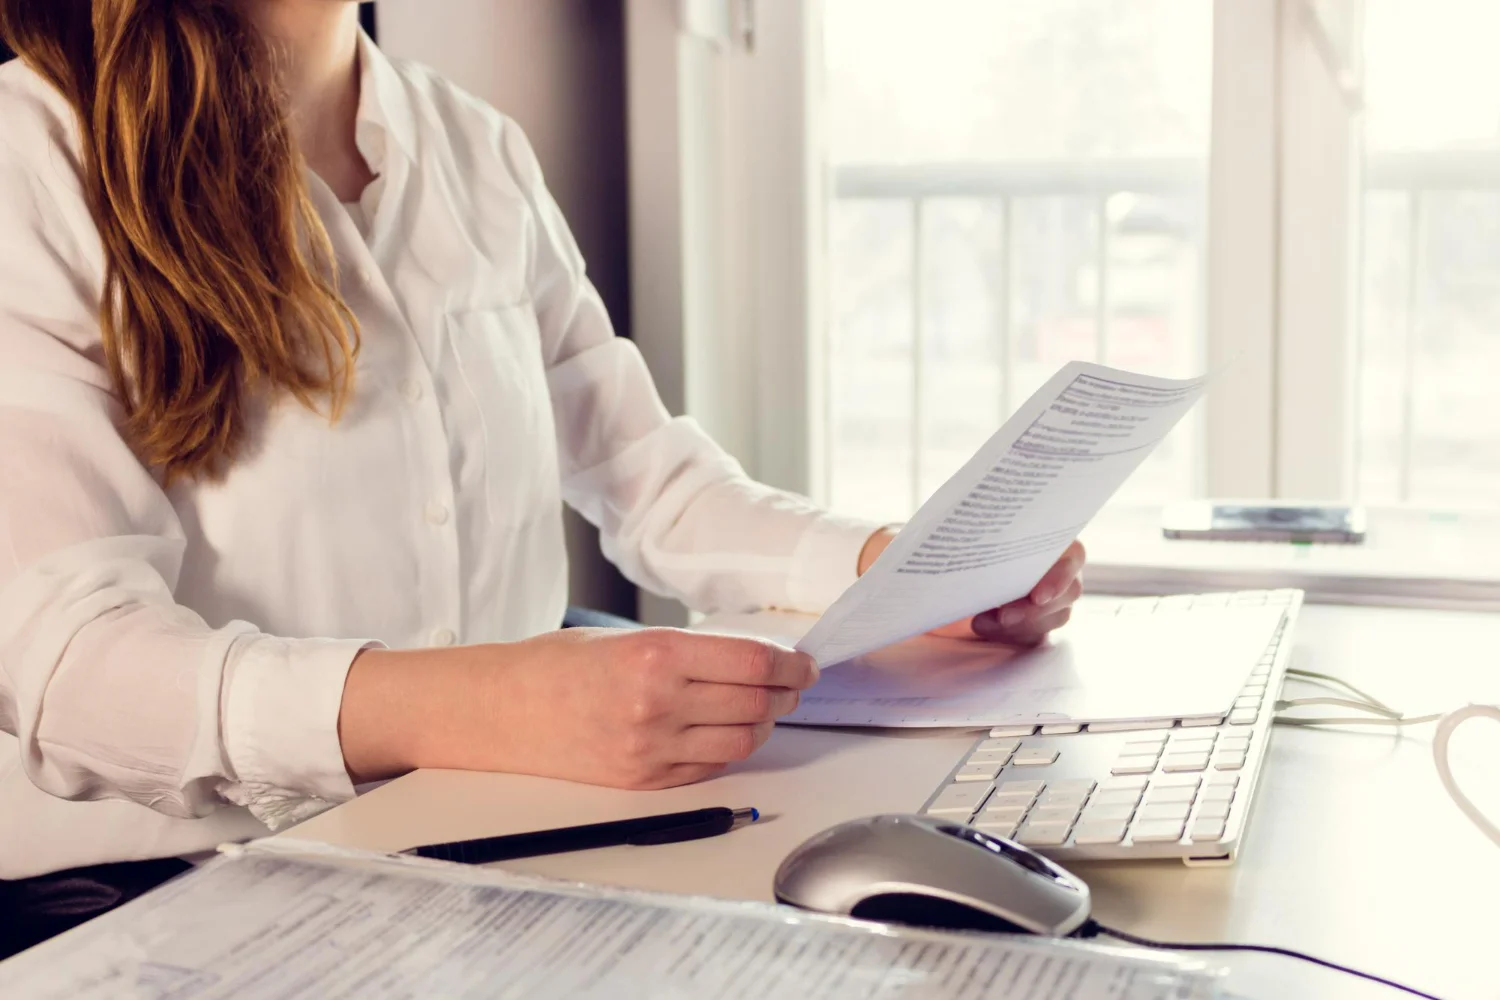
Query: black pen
402,806,761,865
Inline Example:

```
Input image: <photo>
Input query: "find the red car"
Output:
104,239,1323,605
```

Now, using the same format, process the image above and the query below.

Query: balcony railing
829,152,1500,504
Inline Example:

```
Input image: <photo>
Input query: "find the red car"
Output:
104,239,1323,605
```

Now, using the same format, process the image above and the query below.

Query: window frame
626,0,1365,507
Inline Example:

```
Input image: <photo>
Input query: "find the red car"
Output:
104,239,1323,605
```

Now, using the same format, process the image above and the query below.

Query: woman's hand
339,628,818,789
857,528,1086,647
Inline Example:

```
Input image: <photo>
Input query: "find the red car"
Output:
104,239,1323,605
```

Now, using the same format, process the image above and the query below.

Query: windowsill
1080,504,1500,611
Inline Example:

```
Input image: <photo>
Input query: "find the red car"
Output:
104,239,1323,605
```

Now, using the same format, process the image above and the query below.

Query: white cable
1432,705,1500,848
1275,696,1400,718
1283,668,1396,715
1274,713,1444,728
1269,671,1499,849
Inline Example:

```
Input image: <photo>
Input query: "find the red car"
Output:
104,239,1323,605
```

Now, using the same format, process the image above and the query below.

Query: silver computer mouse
773,814,1091,937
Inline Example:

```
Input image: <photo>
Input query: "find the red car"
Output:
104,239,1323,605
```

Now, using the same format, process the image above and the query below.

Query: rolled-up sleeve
496,120,879,616
0,152,365,829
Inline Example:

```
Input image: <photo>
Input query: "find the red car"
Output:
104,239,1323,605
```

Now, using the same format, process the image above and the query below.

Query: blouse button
424,500,451,526
401,378,424,403
430,627,457,647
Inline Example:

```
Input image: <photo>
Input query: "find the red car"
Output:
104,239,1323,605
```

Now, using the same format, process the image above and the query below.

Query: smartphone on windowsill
1162,501,1367,544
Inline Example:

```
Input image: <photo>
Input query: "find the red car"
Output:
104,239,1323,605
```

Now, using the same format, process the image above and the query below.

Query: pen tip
750,808,760,823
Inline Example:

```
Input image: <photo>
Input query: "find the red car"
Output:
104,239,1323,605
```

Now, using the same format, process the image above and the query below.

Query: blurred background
819,0,1500,523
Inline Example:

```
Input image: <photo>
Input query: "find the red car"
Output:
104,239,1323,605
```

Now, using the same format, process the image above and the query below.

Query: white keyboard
916,589,1303,866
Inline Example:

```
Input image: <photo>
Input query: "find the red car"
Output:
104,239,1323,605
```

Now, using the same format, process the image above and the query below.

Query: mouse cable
1284,667,1398,714
1077,919,1445,999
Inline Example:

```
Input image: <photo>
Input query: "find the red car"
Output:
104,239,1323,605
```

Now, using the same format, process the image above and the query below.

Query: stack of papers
0,841,1223,999
783,606,1283,728
798,362,1207,668
778,361,1235,729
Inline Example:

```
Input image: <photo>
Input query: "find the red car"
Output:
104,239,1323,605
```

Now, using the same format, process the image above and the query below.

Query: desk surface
287,603,1500,1000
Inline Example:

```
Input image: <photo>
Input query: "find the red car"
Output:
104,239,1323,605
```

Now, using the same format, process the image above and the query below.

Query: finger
676,721,776,764
974,605,1074,646
1029,540,1086,606
1037,576,1084,612
680,635,819,690
972,575,1083,636
681,682,801,725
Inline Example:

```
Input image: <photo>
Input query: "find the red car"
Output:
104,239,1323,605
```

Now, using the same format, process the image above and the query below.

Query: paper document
798,362,1207,668
783,606,1283,728
0,841,1220,1000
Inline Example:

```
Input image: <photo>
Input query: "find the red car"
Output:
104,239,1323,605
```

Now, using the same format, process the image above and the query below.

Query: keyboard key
1169,736,1216,750
1189,818,1227,842
1179,715,1226,728
1205,773,1240,790
1214,752,1247,771
980,738,1022,754
1161,753,1210,773
989,791,1039,809
1233,696,1261,710
1039,723,1083,735
1029,805,1082,825
1101,775,1150,792
1152,774,1201,790
1122,741,1166,756
1017,820,1072,846
1195,800,1232,821
1088,720,1173,733
925,783,991,816
1228,709,1258,725
954,762,1003,782
1131,820,1187,843
1217,735,1252,753
989,726,1037,739
1143,785,1197,805
1079,803,1137,823
1012,750,1060,767
1072,821,1129,845
978,805,1030,825
1039,792,1088,811
967,748,1013,764
975,819,1019,839
1199,785,1236,804
1137,802,1191,823
1092,789,1147,808
1110,758,1157,776
997,779,1046,797
1047,779,1097,798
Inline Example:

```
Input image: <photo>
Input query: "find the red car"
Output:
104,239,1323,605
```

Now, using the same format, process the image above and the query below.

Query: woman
0,0,1084,950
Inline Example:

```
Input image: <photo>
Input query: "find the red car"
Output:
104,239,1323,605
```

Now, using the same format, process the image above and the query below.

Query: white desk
287,603,1500,1000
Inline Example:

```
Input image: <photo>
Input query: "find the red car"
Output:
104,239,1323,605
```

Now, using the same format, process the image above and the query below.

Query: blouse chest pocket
443,302,561,525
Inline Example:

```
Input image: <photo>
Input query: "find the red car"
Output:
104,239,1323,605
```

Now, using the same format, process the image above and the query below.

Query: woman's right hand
339,628,819,790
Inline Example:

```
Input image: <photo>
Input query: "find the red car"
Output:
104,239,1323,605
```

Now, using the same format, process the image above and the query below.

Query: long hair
0,0,359,482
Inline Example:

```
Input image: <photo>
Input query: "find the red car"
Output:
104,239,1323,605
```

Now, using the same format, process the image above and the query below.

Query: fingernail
1000,606,1025,628
1032,587,1054,607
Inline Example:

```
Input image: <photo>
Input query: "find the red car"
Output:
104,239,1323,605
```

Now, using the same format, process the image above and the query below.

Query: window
628,0,1500,527
822,0,1211,524
1355,0,1500,505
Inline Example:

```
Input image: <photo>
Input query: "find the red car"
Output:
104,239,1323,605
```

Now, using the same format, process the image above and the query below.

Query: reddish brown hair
0,0,358,482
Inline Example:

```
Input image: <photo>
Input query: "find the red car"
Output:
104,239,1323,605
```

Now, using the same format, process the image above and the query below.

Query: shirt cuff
784,513,885,614
218,634,379,830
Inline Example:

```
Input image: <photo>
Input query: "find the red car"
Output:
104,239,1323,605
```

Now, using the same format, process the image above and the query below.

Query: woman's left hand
857,530,1086,647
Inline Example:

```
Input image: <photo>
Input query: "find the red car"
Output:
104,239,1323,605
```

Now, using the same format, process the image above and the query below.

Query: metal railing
830,152,1500,504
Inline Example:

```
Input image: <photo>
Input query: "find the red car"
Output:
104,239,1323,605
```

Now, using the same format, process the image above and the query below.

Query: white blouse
0,35,876,879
